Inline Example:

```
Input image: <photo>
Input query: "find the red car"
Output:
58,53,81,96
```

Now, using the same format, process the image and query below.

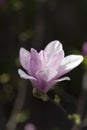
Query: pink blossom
18,40,83,93
0,0,5,7
24,123,36,130
82,42,87,56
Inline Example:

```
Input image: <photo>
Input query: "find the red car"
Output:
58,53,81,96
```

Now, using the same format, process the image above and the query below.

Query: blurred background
0,0,87,130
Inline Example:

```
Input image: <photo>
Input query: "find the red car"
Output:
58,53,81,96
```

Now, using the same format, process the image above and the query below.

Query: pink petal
18,69,36,81
39,50,44,61
47,50,64,69
44,40,63,59
36,68,57,82
32,77,55,93
57,76,70,81
24,123,36,130
30,48,42,77
42,77,70,92
44,40,64,68
39,81,56,93
19,47,31,73
57,55,83,78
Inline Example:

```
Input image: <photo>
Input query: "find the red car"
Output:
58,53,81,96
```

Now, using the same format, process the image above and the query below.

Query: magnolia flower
82,42,87,56
18,40,83,93
24,123,36,130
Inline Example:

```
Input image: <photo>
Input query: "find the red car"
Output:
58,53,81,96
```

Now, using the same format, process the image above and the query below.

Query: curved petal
56,76,70,82
19,47,31,73
39,50,44,61
36,68,57,82
44,40,64,68
57,55,84,78
30,48,42,76
37,81,55,93
47,50,64,69
18,69,36,80
44,40,63,58
42,76,70,93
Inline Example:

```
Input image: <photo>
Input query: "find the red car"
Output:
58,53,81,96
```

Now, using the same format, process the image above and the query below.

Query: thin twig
48,96,69,116
6,80,27,130
71,71,87,130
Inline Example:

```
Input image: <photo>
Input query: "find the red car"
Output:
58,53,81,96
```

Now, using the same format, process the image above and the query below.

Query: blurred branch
48,96,69,116
47,0,58,12
71,71,87,130
32,0,46,50
6,80,27,130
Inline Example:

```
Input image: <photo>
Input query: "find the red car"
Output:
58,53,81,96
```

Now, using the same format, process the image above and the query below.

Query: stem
6,80,27,130
48,96,69,116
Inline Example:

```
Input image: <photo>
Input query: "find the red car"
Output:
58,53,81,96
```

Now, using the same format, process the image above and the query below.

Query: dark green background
0,0,86,130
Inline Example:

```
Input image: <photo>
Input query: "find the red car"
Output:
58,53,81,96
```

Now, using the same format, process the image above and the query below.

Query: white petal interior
18,69,36,80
